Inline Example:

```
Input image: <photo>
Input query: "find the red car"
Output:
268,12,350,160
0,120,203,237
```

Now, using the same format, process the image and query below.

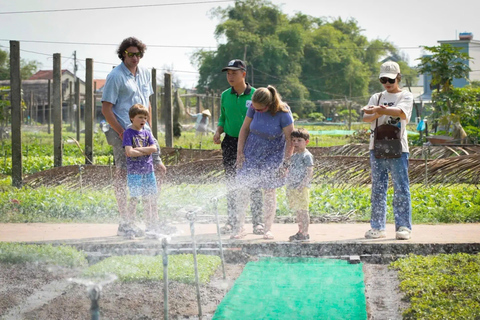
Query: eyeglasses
254,104,269,113
379,77,396,84
124,50,142,58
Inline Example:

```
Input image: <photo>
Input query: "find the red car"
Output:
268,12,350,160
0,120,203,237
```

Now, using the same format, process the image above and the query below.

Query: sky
1,0,479,88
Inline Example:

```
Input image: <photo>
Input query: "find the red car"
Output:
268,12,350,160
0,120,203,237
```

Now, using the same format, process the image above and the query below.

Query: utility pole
73,51,78,85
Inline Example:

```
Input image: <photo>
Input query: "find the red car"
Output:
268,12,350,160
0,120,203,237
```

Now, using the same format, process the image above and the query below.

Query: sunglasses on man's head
124,50,142,58
379,77,396,84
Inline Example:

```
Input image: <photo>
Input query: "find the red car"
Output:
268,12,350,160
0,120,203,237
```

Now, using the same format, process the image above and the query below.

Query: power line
0,39,215,49
0,0,233,15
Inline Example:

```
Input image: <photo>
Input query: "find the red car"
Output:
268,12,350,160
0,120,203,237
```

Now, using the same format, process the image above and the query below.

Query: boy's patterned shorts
127,172,157,198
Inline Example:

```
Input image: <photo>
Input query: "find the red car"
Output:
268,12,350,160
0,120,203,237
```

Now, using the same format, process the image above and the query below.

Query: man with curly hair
101,37,166,238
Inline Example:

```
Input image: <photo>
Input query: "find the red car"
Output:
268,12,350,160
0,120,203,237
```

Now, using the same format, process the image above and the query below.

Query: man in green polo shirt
214,59,264,235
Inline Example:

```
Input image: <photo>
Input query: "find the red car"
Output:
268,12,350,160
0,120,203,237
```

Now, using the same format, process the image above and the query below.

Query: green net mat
213,257,367,320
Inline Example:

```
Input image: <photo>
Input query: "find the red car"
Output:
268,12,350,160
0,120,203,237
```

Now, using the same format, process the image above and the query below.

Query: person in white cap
361,61,413,240
186,108,211,136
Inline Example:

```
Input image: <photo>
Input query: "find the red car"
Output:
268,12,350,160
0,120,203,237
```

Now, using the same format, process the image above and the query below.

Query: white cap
379,61,400,79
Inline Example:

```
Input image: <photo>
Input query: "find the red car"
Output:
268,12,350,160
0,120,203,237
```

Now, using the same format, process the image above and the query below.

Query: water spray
68,274,117,320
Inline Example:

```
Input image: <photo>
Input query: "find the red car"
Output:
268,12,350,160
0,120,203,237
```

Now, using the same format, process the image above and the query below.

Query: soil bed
0,261,407,319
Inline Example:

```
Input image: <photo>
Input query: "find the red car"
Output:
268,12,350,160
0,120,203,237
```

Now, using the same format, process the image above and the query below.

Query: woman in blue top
233,86,294,240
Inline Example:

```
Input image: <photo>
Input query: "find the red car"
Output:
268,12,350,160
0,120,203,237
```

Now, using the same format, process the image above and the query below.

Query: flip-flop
263,231,274,240
230,231,247,239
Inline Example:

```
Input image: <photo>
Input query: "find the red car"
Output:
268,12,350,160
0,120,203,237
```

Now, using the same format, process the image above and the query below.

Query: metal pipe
162,238,169,320
88,284,101,320
212,198,226,279
186,210,202,318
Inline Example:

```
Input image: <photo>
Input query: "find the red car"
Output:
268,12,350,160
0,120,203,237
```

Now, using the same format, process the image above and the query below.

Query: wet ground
0,260,405,319
1,222,479,319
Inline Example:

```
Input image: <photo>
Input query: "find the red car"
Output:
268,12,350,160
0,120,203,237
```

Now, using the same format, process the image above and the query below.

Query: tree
417,44,471,95
0,48,41,80
417,44,473,129
193,0,414,117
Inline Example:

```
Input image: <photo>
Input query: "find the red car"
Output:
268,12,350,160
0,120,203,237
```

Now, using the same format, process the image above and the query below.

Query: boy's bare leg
143,195,159,227
297,209,309,234
263,189,277,233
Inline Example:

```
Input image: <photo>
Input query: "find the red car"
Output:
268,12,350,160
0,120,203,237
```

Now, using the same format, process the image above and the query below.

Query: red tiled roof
94,79,106,90
28,69,69,80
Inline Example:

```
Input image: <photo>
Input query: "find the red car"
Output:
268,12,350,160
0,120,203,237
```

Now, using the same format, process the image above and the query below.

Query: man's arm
102,101,125,138
213,126,224,144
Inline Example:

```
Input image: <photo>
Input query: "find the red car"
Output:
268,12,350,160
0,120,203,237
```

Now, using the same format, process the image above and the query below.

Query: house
0,69,87,124
421,32,480,100
28,69,86,101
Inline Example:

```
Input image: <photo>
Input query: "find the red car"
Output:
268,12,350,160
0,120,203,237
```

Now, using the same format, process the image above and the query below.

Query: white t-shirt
367,90,413,153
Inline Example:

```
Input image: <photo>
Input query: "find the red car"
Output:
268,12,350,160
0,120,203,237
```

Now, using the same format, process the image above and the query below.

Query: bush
307,112,325,122
391,253,480,319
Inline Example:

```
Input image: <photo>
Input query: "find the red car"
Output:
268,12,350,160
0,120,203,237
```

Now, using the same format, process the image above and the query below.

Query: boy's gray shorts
104,128,161,169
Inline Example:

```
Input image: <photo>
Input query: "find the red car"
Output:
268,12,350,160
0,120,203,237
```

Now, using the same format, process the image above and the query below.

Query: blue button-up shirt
101,62,153,130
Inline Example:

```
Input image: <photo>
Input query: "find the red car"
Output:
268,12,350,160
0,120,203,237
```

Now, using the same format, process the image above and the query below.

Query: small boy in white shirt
286,128,314,242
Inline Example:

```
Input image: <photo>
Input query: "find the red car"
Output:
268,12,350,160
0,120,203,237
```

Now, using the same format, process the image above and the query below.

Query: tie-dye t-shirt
122,128,155,174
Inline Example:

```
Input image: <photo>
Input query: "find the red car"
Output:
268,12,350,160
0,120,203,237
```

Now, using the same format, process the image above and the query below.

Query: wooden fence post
164,73,173,147
85,58,94,164
53,53,63,167
10,40,22,188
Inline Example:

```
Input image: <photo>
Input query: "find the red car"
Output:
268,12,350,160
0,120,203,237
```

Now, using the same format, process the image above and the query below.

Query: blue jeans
369,151,412,231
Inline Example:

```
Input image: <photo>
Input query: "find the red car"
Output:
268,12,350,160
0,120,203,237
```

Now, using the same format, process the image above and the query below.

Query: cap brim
222,67,245,72
379,73,397,79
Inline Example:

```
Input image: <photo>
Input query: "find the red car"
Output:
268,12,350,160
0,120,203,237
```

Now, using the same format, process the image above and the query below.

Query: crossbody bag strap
374,92,383,139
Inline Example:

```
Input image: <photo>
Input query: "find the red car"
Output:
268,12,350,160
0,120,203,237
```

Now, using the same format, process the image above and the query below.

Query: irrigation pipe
162,238,169,320
186,208,203,318
212,197,226,279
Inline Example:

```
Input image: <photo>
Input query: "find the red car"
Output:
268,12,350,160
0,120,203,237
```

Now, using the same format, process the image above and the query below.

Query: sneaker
145,229,163,240
396,227,411,240
220,224,233,235
365,229,386,239
117,223,145,238
123,230,136,240
157,224,178,235
289,232,310,242
253,224,265,235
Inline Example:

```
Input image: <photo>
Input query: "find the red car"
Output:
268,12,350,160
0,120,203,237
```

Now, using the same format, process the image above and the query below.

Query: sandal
220,224,233,235
230,229,247,239
253,224,265,235
263,231,274,240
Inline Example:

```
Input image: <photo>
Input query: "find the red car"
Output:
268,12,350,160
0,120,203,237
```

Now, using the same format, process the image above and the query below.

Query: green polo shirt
218,83,255,137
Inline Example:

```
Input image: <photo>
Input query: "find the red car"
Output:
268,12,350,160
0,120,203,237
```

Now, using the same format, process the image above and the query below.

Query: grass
390,253,480,319
84,254,221,283
0,242,87,267
2,179,480,224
